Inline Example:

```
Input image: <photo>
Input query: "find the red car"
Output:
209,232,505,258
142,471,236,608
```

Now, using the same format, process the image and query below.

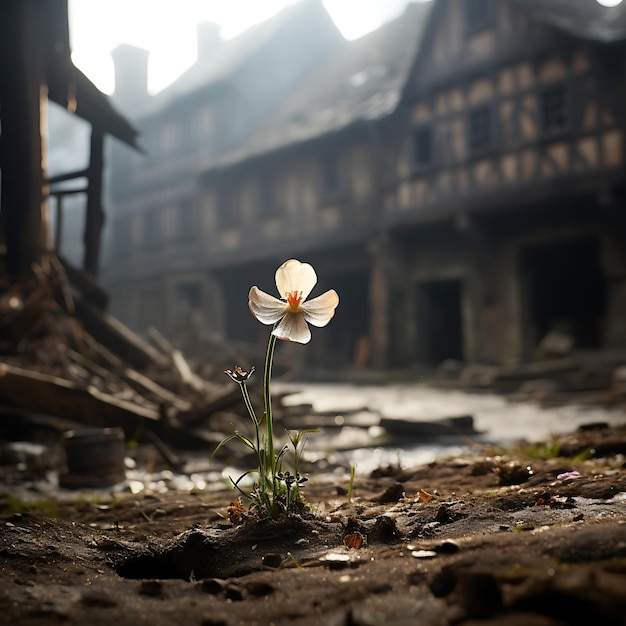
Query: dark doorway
521,237,606,353
415,279,464,366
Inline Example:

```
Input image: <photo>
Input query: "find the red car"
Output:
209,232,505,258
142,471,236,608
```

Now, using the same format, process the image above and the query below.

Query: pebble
411,550,437,559
261,552,283,568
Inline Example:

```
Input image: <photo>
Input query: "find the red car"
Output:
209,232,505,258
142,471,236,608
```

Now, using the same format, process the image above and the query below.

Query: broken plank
75,299,166,370
0,361,160,433
171,349,208,394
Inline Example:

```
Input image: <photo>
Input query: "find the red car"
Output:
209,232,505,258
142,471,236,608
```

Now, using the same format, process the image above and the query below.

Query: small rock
493,462,533,486
435,541,460,554
199,578,226,595
375,482,405,503
538,330,573,358
412,550,437,559
323,552,352,570
261,553,283,568
435,505,450,523
370,516,400,543
469,460,494,476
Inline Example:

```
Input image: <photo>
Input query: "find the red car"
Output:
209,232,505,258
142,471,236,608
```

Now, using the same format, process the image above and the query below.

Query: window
321,155,341,196
144,209,161,248
259,177,277,217
468,105,493,152
179,199,196,240
464,0,493,34
412,126,433,166
217,187,238,230
540,84,567,134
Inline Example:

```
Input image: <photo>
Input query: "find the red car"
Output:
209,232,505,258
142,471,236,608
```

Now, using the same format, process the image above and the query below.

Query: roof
143,0,341,117
209,1,433,170
48,64,140,149
514,0,626,43
43,0,139,148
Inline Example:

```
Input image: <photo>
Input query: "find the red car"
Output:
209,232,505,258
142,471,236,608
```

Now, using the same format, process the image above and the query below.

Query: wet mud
1,424,626,625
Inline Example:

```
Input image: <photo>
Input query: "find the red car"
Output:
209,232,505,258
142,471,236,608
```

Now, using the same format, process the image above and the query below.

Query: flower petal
275,259,317,301
272,311,311,344
302,289,339,327
248,286,287,325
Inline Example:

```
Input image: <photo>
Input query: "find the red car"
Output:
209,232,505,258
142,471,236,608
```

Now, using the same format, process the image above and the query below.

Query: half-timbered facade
105,0,626,370
379,0,626,366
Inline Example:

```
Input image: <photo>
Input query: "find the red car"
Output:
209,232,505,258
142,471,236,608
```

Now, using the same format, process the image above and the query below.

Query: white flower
248,259,339,344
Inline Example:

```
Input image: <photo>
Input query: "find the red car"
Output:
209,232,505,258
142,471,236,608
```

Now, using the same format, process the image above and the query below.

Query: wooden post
54,194,64,253
84,128,104,276
0,0,49,279
368,239,390,369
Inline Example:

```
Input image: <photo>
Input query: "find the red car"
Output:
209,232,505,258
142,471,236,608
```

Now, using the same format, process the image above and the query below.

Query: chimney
111,44,150,115
196,21,221,62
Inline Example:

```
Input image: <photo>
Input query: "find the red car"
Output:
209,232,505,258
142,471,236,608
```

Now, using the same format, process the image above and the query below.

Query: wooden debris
0,253,262,452
75,299,166,370
0,361,160,429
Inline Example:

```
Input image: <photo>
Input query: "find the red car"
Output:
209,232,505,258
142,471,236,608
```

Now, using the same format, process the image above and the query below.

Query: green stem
239,381,262,489
264,330,277,482
239,382,258,426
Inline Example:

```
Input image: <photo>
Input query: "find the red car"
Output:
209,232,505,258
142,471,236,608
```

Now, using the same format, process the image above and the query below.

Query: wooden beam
0,0,49,279
84,127,105,276
75,298,167,370
54,195,64,252
47,168,89,185
0,361,161,430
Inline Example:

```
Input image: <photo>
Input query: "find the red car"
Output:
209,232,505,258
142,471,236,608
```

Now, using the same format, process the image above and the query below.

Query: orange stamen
286,290,303,310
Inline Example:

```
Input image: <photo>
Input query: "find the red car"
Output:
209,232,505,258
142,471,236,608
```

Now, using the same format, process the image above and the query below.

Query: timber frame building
104,0,626,370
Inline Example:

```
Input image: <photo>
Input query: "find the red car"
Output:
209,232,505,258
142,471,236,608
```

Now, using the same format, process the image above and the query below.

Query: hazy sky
68,0,420,95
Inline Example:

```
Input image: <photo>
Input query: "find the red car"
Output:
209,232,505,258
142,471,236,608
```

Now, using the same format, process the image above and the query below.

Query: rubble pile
433,336,626,407
0,254,264,451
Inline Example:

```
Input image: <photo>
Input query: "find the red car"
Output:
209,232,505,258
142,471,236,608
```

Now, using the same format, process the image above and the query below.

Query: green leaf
210,433,240,463
210,431,256,464
232,432,256,450
287,428,320,446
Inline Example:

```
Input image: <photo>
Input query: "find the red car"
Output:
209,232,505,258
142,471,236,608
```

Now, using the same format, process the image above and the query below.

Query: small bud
224,366,255,383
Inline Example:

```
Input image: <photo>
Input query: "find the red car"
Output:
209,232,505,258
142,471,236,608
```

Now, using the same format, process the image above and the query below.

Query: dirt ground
1,423,626,626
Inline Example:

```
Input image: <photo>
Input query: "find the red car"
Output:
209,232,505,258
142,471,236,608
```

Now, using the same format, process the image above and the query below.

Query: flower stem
263,330,277,482
239,382,258,427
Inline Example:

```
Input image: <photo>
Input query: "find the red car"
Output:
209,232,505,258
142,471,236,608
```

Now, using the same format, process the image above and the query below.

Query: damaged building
103,0,626,370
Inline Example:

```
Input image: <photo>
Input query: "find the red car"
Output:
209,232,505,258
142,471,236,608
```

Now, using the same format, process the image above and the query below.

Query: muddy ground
1,423,626,626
